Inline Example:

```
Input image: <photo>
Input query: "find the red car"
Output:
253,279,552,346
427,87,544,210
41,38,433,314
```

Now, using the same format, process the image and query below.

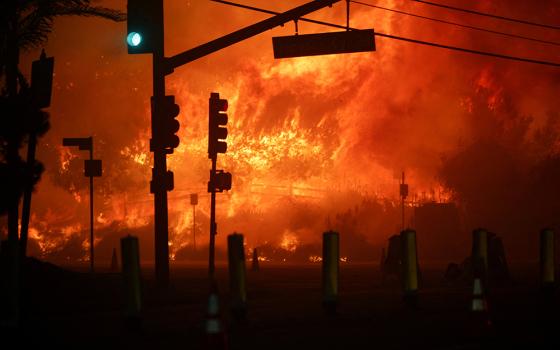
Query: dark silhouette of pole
21,49,54,258
252,248,259,271
4,2,21,326
399,171,408,231
190,193,198,251
20,132,36,257
401,172,405,231
62,136,100,273
193,202,196,251
89,145,94,272
346,0,350,30
6,1,19,245
150,2,170,287
209,157,217,276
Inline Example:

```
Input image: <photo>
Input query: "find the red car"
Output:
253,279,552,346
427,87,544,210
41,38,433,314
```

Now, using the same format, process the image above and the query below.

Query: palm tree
0,1,125,253
1,0,125,81
0,0,125,327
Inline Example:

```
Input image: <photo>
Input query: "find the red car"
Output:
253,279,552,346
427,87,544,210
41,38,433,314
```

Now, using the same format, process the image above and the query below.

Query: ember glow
10,0,560,264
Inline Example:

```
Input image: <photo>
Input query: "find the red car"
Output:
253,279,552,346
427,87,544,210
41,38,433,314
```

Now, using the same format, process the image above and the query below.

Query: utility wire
412,0,560,31
211,0,560,68
352,1,560,47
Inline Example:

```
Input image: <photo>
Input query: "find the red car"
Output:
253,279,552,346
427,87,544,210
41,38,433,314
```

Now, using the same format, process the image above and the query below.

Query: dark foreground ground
6,261,560,349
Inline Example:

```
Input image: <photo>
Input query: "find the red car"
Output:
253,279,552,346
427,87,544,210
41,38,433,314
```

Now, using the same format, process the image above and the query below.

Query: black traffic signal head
31,50,54,109
208,92,228,158
152,95,180,152
211,170,232,192
127,0,163,54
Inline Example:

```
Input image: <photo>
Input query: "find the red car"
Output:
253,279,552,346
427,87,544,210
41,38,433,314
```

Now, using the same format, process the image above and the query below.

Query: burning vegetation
5,0,560,264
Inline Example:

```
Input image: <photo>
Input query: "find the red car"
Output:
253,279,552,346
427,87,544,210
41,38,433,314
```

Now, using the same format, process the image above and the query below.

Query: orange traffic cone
206,283,227,350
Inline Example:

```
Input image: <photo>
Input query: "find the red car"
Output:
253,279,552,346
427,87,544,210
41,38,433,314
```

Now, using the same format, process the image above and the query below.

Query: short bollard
121,235,142,327
540,228,555,290
228,233,247,319
400,229,419,308
472,228,488,279
251,247,259,272
322,231,339,314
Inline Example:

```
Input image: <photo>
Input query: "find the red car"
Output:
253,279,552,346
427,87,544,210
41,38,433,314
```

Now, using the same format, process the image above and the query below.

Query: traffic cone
110,247,118,272
471,278,487,313
206,283,227,350
469,277,492,338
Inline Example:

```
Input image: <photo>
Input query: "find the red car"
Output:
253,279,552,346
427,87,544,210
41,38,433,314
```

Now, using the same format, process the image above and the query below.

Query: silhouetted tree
0,1,124,245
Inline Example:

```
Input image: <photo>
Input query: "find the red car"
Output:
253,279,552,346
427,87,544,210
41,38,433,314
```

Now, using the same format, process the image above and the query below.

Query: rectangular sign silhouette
272,29,375,58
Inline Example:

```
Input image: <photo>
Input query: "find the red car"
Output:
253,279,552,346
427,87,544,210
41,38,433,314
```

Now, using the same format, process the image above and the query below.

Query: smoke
10,0,560,263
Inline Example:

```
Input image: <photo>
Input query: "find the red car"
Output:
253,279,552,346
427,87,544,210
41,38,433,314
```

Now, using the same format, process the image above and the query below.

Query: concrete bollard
322,231,339,314
228,233,247,319
471,228,488,279
120,235,142,324
251,247,259,272
540,228,555,288
400,229,419,307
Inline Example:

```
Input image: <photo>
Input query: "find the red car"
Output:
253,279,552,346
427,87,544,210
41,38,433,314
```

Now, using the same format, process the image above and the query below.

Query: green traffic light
127,32,143,47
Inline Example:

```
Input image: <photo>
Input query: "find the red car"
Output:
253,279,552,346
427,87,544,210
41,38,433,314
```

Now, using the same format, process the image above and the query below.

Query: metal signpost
62,137,102,272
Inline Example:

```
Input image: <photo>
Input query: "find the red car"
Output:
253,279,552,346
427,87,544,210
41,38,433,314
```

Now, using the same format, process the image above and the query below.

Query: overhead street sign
272,29,376,59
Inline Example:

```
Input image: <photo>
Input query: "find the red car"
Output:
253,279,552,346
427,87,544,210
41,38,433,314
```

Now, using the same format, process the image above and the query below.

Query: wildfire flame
17,1,550,263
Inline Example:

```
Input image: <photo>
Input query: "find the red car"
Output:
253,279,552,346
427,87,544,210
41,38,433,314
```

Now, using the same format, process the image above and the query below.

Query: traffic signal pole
128,0,341,285
151,3,170,287
208,93,231,276
209,157,217,276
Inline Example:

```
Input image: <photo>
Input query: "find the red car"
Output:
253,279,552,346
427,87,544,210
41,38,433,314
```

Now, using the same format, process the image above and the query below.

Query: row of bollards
114,227,556,343
322,229,421,313
469,228,555,288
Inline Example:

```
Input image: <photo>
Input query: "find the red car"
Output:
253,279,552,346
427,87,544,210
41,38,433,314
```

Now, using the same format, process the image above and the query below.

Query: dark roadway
10,261,559,349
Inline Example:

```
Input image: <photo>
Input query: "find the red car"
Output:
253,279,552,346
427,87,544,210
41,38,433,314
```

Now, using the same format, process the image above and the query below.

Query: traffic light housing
31,50,54,109
127,0,163,54
208,170,232,193
152,95,180,153
150,170,174,193
208,92,228,159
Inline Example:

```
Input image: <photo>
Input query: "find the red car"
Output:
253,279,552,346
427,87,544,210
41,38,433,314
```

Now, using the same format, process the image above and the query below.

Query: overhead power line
412,0,560,31
210,0,560,68
351,1,560,47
